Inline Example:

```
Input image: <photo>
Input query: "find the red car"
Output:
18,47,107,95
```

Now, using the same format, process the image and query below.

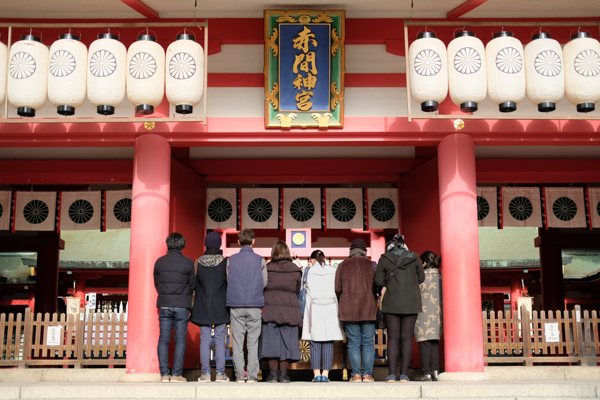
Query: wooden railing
483,304,600,366
0,308,126,367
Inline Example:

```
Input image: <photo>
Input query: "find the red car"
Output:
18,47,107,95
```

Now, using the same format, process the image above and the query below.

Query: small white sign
545,322,560,343
576,310,581,323
46,326,63,346
87,293,97,309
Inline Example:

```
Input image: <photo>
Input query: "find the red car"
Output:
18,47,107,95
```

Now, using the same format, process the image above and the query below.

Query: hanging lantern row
0,31,204,117
410,30,600,114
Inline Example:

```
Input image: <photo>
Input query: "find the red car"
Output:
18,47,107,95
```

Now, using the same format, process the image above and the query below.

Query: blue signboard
279,23,331,112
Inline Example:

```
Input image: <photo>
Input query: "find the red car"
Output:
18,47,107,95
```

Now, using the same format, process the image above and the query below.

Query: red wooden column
121,134,171,382
34,232,63,315
437,133,484,373
510,277,522,312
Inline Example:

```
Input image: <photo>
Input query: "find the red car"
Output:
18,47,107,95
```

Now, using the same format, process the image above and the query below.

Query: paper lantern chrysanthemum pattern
414,49,443,76
169,52,196,80
89,49,117,77
453,47,482,74
495,47,523,74
535,50,562,77
129,51,157,79
50,50,76,77
574,49,600,77
10,52,36,79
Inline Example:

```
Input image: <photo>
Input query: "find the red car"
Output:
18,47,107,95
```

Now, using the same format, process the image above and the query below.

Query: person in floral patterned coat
414,251,442,382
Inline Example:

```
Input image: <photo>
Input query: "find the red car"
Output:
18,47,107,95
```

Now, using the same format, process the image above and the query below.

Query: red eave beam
446,0,489,19
120,0,160,20
476,159,600,184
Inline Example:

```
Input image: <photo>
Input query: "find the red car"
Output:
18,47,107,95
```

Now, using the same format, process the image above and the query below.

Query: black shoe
432,370,439,381
279,370,291,383
416,374,432,381
266,370,279,383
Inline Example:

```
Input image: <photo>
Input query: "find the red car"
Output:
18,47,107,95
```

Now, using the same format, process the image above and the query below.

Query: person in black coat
374,233,425,383
153,232,195,383
190,232,230,383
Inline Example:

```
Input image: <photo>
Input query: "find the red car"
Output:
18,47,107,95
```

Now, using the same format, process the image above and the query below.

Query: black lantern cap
97,105,115,115
538,102,555,113
577,102,595,113
136,104,154,115
455,31,475,38
417,31,437,39
57,105,75,116
98,33,119,41
17,107,36,117
532,32,551,41
460,102,478,113
59,33,80,41
176,105,194,114
176,34,196,41
137,34,157,42
421,101,439,112
20,35,41,42
571,32,591,40
499,101,517,113
493,31,514,39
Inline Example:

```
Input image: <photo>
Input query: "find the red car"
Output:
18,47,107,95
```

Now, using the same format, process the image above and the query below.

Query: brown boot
362,375,375,383
349,374,362,383
279,370,291,383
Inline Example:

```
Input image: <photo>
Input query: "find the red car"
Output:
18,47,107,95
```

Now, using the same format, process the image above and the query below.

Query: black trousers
384,313,418,376
418,339,440,375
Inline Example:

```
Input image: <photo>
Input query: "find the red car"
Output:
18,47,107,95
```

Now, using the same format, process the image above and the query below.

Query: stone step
0,381,598,400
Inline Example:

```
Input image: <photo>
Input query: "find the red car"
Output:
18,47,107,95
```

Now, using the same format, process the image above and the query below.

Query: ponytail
310,249,326,267
420,251,441,269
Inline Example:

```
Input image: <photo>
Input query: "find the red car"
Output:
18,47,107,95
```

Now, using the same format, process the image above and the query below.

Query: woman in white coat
301,250,344,382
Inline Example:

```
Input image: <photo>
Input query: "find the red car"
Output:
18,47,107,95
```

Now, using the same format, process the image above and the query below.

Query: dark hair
420,251,441,269
166,233,186,251
271,241,292,263
387,234,406,251
310,250,326,266
238,228,255,246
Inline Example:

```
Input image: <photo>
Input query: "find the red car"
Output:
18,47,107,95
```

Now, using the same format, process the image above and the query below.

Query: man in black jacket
154,233,195,383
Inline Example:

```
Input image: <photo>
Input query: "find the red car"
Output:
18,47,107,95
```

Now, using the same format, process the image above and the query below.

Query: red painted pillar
510,277,522,313
123,134,171,381
437,133,484,373
34,232,62,315
370,230,386,265
74,276,86,309
493,293,505,314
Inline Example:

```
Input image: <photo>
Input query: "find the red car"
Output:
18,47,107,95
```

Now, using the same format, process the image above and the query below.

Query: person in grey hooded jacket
374,234,424,383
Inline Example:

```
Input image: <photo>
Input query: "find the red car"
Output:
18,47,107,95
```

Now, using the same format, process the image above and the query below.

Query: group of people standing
153,229,442,384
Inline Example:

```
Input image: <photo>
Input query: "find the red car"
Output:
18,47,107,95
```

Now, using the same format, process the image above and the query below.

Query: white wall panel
346,45,405,73
208,45,263,73
207,87,264,117
345,88,407,117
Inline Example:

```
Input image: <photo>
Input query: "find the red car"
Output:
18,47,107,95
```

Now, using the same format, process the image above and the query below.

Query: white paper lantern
448,31,486,113
7,34,49,117
486,32,525,112
127,34,165,115
409,32,448,112
563,32,600,113
48,33,87,115
166,33,204,114
524,32,564,112
0,42,7,108
87,33,126,115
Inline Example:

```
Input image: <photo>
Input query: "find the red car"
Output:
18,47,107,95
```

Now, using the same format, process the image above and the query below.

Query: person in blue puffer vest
226,228,268,383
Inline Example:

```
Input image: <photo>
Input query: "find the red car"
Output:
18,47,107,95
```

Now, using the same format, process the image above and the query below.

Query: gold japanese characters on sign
264,10,345,129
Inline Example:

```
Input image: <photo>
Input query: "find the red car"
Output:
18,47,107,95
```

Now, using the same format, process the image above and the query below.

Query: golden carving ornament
311,113,333,129
298,15,311,24
276,113,297,129
144,122,155,130
299,340,311,362
266,82,279,111
454,119,465,130
312,13,334,23
330,82,342,111
266,28,279,57
276,12,298,23
332,28,343,57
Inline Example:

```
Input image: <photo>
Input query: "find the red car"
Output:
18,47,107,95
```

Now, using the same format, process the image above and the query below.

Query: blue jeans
158,307,189,377
344,322,375,377
200,324,227,375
